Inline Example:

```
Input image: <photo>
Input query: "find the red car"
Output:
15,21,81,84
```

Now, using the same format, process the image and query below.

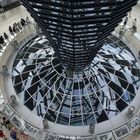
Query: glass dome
11,34,140,126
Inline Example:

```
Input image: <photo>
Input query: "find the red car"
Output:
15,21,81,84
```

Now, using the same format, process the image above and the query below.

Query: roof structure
20,0,138,70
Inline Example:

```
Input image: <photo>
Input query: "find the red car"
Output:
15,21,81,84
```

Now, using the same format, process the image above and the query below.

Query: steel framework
20,0,138,69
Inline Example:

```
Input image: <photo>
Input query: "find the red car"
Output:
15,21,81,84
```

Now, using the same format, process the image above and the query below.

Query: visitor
132,18,137,33
15,23,20,32
17,21,22,31
132,18,137,27
0,36,5,45
20,18,25,27
123,16,128,26
0,44,2,52
9,26,13,35
10,128,17,140
5,120,11,130
0,130,5,138
3,32,9,41
0,116,6,125
13,23,18,33
26,16,31,25
119,27,124,38
12,40,18,50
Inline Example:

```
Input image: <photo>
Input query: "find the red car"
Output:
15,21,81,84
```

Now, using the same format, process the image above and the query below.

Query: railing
114,24,140,57
0,23,39,105
1,103,140,140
